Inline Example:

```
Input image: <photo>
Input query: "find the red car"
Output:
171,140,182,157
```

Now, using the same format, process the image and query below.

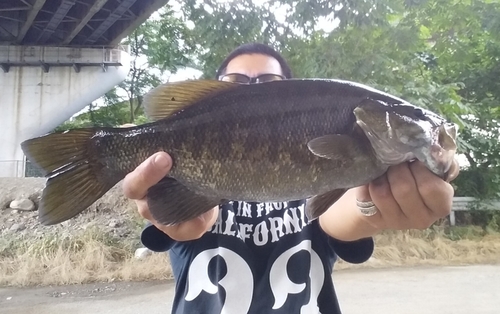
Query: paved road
335,264,500,314
1,265,499,314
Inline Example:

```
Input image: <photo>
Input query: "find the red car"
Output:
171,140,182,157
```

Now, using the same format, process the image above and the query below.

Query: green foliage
147,7,196,72
445,225,487,241
61,0,500,205
179,0,473,125
55,101,142,131
182,0,500,200
452,209,500,234
417,0,500,199
181,0,287,78
60,5,194,128
102,5,194,124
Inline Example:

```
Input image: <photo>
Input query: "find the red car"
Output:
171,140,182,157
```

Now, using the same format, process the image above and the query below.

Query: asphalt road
1,264,499,314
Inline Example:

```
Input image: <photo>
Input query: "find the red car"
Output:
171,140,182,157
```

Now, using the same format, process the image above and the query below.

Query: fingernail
154,154,171,169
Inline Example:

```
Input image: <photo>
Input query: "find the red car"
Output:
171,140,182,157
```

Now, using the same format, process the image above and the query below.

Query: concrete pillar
0,46,130,177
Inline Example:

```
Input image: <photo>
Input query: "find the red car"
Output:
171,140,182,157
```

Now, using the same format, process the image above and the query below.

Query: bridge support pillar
0,46,130,177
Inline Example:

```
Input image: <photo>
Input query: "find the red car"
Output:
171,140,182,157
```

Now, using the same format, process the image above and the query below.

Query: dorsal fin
143,80,238,121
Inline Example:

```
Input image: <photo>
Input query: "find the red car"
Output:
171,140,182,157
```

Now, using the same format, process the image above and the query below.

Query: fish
20,78,458,226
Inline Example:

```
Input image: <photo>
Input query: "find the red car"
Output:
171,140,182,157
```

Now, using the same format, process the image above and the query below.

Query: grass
0,227,172,287
1,225,499,287
336,227,500,270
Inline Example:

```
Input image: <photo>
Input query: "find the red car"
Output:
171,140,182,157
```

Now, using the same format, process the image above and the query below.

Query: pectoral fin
147,177,221,225
307,134,360,163
305,188,347,220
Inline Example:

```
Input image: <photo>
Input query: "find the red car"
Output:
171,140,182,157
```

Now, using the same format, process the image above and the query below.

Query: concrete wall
0,47,130,177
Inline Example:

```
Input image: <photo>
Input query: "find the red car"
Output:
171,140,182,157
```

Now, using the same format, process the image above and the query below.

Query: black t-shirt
142,200,374,314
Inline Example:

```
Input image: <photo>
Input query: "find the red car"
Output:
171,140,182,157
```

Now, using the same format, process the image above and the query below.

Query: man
123,43,458,313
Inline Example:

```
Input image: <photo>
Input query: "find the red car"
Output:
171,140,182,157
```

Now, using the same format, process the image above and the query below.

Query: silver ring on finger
356,199,379,217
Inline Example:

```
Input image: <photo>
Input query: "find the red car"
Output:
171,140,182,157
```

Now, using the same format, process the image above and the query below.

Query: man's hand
356,160,457,231
319,159,459,242
123,151,218,242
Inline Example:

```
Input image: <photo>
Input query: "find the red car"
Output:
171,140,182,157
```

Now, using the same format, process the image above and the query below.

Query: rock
134,247,152,260
9,199,35,211
108,220,119,228
10,223,25,232
11,210,18,214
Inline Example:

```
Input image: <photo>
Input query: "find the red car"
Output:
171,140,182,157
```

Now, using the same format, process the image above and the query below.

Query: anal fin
305,188,347,221
147,177,221,226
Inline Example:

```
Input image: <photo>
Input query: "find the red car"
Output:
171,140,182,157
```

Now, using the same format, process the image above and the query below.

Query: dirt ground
1,264,499,314
0,177,135,235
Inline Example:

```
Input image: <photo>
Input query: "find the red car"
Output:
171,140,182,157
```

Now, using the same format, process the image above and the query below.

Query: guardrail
450,197,500,226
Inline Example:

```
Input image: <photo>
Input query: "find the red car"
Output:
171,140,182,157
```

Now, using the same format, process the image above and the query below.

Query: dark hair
215,43,293,79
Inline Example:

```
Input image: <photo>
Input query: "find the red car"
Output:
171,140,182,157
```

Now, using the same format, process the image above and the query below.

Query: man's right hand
123,151,219,241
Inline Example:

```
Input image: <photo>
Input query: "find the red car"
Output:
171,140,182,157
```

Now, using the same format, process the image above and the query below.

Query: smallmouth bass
21,79,458,226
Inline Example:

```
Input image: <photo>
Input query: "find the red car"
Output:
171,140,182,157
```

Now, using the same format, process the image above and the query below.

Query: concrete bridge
0,0,168,177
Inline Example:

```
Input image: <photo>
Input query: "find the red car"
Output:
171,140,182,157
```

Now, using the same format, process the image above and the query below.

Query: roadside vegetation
1,214,499,286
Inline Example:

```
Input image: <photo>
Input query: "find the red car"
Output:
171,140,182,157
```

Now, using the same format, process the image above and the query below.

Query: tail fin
21,129,122,225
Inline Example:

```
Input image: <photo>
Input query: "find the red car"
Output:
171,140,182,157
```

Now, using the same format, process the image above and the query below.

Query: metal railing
0,45,130,67
0,159,44,178
450,197,500,226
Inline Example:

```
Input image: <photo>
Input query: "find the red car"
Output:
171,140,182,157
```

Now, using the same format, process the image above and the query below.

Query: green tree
411,0,500,198
56,100,135,131
106,5,195,123
59,0,500,201
179,0,500,199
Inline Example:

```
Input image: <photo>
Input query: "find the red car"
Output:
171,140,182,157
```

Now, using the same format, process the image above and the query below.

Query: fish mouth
427,123,458,175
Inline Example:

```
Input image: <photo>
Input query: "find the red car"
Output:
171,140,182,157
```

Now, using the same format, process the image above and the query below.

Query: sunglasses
218,73,285,84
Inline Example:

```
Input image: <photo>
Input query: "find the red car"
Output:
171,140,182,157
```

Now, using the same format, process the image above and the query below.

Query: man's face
224,53,283,78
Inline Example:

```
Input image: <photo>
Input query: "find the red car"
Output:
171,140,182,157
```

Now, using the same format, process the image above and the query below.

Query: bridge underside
0,0,168,47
